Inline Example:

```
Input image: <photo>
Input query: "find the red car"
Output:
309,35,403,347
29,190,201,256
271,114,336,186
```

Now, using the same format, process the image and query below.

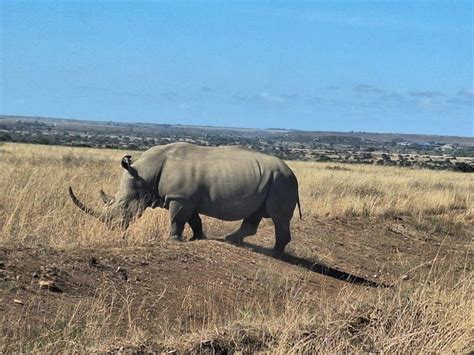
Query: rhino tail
297,193,302,220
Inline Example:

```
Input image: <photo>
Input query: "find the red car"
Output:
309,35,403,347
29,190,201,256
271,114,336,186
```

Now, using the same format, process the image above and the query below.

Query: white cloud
458,89,474,98
257,92,287,104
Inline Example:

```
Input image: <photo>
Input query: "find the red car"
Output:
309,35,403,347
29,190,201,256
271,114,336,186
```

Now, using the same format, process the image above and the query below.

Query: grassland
0,143,472,352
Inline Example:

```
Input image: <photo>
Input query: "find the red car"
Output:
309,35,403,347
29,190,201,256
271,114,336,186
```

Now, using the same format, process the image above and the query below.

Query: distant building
441,144,454,151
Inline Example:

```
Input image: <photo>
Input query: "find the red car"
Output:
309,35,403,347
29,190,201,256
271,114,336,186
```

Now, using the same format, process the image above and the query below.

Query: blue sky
1,1,472,136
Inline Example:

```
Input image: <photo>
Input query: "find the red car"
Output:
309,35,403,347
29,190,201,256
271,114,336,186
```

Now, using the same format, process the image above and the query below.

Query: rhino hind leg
272,220,291,259
225,209,263,245
188,213,206,241
264,178,298,257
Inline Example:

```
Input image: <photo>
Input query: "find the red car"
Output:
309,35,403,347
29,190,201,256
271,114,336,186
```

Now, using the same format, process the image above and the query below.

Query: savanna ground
0,143,472,353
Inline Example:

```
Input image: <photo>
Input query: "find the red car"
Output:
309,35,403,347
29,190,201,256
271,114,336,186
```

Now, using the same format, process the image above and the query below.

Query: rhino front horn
68,186,104,221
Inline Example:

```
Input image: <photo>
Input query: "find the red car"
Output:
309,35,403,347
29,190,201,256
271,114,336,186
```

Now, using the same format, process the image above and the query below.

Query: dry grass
1,143,472,248
295,161,473,221
1,143,162,248
0,143,473,352
2,266,472,353
177,269,473,353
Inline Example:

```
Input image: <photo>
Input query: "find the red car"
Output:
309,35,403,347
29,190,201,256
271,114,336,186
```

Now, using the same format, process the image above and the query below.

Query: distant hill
1,115,473,145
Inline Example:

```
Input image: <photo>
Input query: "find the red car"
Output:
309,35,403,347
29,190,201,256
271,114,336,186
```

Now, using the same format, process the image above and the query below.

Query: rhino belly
197,186,267,221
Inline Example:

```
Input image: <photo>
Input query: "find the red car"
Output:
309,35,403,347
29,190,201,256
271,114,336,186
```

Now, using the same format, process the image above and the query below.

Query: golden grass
1,143,472,248
293,161,473,220
0,142,473,352
177,268,473,353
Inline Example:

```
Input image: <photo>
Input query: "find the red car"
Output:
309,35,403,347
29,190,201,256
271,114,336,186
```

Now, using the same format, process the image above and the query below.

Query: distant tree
453,162,474,173
0,133,12,142
317,154,332,162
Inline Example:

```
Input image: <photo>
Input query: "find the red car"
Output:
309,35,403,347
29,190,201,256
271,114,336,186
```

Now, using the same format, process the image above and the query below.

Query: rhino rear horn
99,189,115,205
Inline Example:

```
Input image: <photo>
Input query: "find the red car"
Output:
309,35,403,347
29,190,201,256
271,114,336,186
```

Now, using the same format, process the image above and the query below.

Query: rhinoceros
69,142,301,256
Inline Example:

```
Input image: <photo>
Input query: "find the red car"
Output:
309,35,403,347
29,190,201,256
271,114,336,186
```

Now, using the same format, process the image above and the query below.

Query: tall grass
294,161,473,220
180,270,473,353
1,143,472,248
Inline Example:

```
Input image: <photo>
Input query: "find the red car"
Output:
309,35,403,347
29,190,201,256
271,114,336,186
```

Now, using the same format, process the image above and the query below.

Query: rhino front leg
169,200,195,242
188,213,206,241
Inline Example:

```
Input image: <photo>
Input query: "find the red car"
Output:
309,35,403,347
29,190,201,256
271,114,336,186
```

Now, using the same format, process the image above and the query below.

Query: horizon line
1,113,473,140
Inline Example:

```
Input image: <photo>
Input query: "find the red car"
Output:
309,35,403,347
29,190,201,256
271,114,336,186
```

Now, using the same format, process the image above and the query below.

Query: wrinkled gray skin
69,142,301,257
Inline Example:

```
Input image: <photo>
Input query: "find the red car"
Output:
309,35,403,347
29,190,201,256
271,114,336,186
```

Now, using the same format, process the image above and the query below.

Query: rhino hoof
272,250,285,259
225,235,243,245
189,234,207,241
170,235,183,242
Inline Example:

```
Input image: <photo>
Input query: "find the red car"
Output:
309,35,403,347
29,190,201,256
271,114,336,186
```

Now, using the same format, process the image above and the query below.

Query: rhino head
68,155,153,229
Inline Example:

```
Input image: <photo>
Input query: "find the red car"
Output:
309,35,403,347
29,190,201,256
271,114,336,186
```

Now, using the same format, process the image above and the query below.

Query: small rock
88,257,99,267
32,271,39,278
13,299,24,305
38,280,62,293
40,266,60,278
401,274,410,281
116,267,128,281
16,275,21,280
0,261,5,268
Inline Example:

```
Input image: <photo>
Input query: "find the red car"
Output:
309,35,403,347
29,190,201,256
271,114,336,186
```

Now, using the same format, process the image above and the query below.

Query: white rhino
69,142,301,257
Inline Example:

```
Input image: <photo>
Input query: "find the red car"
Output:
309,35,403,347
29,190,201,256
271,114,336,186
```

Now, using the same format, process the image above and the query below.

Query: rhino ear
121,155,139,178
99,189,115,205
121,155,132,171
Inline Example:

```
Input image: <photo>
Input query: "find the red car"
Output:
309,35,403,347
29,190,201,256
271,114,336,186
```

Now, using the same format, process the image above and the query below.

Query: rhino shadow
209,238,389,288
